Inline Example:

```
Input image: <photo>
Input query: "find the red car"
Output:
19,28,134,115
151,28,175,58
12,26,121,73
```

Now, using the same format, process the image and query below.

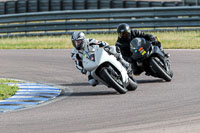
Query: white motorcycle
82,45,137,94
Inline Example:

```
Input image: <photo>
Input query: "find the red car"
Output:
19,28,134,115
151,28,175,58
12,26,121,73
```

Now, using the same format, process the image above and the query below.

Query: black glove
114,53,120,60
104,46,115,55
126,57,134,63
116,46,121,53
151,36,161,47
104,45,110,53
149,36,156,42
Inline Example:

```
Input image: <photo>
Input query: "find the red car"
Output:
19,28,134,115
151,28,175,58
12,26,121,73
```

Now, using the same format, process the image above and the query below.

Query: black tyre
100,68,127,94
150,57,172,82
127,78,137,91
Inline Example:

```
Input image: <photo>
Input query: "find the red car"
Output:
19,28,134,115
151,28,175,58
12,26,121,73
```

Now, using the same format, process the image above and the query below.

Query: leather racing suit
71,38,130,86
115,29,162,75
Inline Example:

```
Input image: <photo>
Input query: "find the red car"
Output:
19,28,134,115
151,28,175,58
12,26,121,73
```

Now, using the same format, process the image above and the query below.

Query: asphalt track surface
0,49,200,133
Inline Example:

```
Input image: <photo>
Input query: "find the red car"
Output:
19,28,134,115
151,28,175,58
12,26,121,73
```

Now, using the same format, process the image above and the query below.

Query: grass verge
0,31,200,49
0,79,19,100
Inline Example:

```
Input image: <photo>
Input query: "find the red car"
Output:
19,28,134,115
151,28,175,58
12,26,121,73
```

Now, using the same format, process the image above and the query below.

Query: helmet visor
74,39,83,49
118,32,129,39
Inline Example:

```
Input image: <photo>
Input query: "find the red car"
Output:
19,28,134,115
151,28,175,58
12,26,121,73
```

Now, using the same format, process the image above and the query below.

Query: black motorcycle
130,37,173,82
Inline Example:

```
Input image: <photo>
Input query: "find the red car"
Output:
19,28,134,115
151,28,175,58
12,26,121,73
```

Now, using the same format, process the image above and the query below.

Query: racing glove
104,46,121,59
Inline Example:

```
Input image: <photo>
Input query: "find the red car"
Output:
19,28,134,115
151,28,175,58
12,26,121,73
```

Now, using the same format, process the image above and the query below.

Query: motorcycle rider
71,31,131,86
115,23,168,75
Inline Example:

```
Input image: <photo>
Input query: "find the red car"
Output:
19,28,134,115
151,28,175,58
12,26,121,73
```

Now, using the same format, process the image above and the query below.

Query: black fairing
130,38,151,60
130,38,166,61
130,37,172,79
151,45,165,59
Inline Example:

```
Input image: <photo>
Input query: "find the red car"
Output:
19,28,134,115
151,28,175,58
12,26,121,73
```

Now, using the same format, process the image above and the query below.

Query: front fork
107,66,129,88
163,57,171,73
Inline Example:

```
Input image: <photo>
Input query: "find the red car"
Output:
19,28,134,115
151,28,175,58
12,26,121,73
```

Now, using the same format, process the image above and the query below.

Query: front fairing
130,39,151,60
150,46,165,58
83,45,129,84
82,50,97,71
83,46,124,72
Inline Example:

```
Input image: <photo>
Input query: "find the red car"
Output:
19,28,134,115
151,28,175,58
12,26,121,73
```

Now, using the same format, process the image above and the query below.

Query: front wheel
100,68,127,94
150,57,172,82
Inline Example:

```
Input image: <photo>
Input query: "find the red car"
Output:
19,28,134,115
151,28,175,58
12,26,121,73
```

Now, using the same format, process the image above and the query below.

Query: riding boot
88,74,99,87
131,62,143,76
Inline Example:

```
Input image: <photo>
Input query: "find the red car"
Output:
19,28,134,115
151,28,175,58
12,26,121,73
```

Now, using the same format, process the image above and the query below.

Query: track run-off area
0,49,200,133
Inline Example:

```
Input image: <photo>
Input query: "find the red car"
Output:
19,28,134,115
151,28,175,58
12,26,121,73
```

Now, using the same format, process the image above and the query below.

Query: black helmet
71,31,86,50
117,23,131,39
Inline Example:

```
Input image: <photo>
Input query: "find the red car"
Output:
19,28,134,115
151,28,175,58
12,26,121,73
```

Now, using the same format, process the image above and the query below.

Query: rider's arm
131,30,161,48
97,41,109,47
71,49,87,74
122,55,134,63
88,38,109,48
131,30,154,41
115,42,134,63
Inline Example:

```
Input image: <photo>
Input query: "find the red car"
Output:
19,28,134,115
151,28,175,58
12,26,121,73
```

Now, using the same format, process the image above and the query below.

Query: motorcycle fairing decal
130,43,137,52
138,47,143,51
137,47,146,56
142,50,146,55
83,51,95,62
89,54,95,61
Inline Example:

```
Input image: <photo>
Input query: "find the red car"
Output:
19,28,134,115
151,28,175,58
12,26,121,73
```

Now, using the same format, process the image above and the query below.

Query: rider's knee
88,79,99,86
88,75,99,86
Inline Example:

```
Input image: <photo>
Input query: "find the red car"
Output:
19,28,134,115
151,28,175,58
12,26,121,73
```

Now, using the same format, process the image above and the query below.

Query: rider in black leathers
115,23,167,75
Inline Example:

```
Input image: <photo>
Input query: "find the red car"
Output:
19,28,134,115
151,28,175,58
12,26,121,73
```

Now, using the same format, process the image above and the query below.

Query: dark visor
119,32,129,38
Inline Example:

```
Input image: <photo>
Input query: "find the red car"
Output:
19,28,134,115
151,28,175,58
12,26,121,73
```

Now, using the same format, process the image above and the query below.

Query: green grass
0,31,200,49
0,79,19,100
0,36,71,49
153,31,200,49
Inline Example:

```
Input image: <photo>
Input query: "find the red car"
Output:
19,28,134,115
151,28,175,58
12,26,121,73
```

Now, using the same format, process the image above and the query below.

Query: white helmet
71,31,86,50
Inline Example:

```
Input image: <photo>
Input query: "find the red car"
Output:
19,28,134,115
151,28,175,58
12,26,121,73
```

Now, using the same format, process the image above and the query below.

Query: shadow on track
59,79,164,97
59,82,117,96
69,91,117,97
137,79,164,84
60,82,90,87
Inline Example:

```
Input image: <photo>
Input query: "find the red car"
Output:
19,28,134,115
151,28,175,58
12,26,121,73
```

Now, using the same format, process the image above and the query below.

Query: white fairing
82,45,129,85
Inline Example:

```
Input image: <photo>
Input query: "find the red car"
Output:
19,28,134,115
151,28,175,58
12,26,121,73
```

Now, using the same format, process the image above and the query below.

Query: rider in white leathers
71,31,131,86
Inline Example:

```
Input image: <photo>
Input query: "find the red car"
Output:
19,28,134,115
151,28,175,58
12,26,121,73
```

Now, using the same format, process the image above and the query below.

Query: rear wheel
150,57,172,82
100,68,127,94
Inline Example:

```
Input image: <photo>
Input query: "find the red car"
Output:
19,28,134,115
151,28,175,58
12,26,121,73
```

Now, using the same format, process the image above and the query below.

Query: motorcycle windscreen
130,38,151,60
